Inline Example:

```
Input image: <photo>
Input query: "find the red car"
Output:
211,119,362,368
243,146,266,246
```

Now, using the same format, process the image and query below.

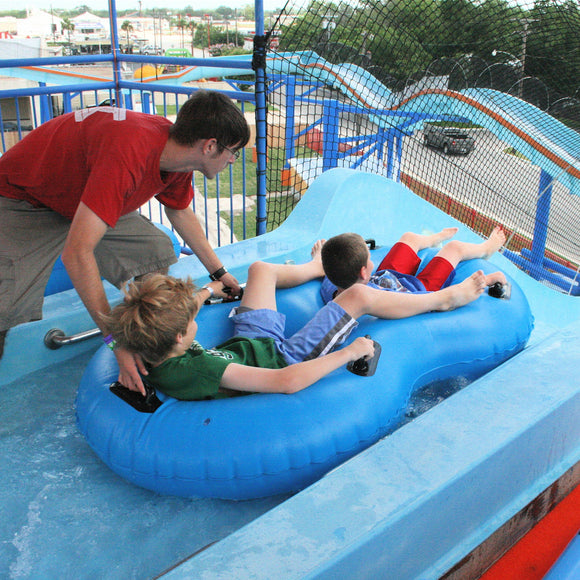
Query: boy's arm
336,270,492,320
219,337,375,395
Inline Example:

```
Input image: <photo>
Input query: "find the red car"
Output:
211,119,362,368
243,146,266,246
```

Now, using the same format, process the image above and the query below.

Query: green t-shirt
146,337,288,400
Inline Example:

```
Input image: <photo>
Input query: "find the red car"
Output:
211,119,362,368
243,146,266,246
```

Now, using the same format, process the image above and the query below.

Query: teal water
0,351,285,579
0,348,477,579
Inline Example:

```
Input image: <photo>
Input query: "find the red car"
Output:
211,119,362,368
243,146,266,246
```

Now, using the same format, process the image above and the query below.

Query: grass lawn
197,144,316,242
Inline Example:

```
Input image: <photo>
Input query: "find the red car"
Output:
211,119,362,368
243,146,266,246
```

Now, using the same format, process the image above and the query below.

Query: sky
0,0,288,12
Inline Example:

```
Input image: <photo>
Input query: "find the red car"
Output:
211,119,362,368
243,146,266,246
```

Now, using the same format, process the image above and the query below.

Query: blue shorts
229,301,358,365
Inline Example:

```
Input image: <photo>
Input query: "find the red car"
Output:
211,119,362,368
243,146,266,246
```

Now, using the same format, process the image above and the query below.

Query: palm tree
61,17,74,45
121,20,134,53
188,21,197,54
175,17,188,49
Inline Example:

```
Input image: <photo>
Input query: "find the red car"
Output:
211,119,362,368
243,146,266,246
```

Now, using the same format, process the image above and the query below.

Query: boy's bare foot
481,226,506,259
485,271,507,286
311,239,326,263
434,227,459,246
444,270,488,310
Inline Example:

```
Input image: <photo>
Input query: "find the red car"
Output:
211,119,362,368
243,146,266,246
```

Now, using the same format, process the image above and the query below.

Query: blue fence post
63,92,72,113
322,99,339,172
529,168,553,280
284,75,297,169
107,0,123,107
38,82,53,124
253,0,268,235
141,92,151,114
384,131,395,179
395,131,404,181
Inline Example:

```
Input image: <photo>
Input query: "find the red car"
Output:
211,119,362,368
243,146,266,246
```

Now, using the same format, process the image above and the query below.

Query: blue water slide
2,168,580,578
265,51,580,195
158,168,580,578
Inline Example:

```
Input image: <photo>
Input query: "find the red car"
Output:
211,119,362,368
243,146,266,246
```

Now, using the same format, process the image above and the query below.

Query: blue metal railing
1,0,267,242
0,52,260,247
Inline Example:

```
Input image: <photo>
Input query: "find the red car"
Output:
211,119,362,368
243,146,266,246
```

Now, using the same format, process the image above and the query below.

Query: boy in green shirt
107,240,500,399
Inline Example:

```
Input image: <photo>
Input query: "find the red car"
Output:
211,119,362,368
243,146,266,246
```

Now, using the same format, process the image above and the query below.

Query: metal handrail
44,328,102,350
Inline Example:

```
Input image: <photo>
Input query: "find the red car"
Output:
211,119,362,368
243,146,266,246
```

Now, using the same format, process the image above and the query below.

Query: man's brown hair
169,90,250,151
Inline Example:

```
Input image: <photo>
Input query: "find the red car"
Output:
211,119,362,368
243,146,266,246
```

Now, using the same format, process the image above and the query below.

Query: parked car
423,123,475,155
140,45,162,55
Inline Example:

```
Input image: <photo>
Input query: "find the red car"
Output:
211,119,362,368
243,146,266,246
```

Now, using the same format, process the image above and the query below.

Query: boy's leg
416,257,456,291
397,228,459,254
239,240,325,312
335,269,491,320
377,228,458,274
431,226,506,269
278,301,358,363
410,226,506,291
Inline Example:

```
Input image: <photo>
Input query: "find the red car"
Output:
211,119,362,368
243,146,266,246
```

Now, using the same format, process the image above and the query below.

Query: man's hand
219,272,242,297
205,280,231,301
165,207,243,297
115,346,148,395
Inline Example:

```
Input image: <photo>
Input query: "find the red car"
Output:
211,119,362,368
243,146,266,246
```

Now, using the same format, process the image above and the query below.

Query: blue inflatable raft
76,170,534,500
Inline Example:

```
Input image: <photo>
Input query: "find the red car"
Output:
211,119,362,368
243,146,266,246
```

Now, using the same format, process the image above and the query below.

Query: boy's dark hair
105,274,200,365
321,233,369,289
169,90,250,151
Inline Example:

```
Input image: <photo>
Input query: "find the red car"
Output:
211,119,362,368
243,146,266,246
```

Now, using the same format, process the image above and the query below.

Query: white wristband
203,285,214,298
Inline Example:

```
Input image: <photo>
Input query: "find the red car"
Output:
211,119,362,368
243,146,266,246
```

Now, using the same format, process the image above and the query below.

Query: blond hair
105,274,200,365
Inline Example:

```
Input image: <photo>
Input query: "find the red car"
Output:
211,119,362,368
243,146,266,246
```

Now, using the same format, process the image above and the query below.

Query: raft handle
347,336,382,377
110,381,163,413
44,327,102,350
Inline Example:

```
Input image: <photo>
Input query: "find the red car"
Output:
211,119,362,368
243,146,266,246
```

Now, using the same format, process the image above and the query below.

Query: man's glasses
220,144,241,160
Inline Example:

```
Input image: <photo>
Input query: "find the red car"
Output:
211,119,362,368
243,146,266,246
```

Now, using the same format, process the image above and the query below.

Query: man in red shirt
0,90,250,393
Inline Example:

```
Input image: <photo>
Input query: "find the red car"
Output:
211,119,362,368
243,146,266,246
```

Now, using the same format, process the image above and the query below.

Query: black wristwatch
209,266,227,281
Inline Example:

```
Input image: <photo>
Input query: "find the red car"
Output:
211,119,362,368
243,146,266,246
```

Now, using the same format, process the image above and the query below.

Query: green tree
241,4,254,21
278,0,577,98
61,16,75,44
174,17,188,48
188,20,197,54
528,0,580,97
216,5,234,19
120,20,133,52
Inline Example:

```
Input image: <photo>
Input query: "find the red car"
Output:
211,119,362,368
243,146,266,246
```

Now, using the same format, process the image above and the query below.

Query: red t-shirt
0,107,193,227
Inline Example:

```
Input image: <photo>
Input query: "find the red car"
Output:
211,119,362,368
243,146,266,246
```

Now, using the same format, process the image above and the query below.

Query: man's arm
165,206,241,293
219,337,375,394
61,202,112,331
61,202,148,394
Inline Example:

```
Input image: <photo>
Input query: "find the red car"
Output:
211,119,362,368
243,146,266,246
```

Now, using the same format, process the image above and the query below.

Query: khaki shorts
0,197,177,331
